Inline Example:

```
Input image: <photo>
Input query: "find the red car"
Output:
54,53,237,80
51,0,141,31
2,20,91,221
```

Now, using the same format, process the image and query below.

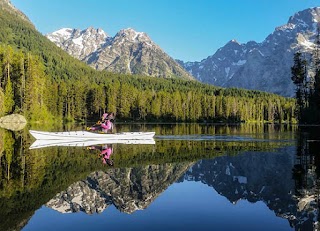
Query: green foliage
0,87,4,116
291,52,308,122
4,74,14,114
291,26,320,124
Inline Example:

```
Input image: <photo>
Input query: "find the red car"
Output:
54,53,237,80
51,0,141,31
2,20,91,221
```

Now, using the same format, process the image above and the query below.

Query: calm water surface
0,123,319,231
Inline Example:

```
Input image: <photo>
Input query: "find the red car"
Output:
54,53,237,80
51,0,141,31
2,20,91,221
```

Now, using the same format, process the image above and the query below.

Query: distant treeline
0,45,296,123
0,8,296,123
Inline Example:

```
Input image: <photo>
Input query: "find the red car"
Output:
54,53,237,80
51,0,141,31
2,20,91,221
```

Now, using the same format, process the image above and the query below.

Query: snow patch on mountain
179,7,320,96
46,27,193,80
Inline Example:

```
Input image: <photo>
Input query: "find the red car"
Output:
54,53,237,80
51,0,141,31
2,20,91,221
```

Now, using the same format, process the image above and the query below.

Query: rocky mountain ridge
179,7,320,97
46,162,193,214
46,27,194,80
183,147,317,230
46,147,318,229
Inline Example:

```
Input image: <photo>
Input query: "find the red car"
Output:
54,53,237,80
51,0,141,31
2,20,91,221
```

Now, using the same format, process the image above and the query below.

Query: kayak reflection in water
87,112,115,133
87,144,114,166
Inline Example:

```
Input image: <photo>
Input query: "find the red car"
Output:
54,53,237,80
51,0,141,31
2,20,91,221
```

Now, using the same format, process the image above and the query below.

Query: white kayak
29,138,155,149
29,130,156,140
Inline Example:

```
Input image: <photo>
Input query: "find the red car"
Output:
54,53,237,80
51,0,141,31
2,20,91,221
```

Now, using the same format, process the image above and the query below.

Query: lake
0,123,319,231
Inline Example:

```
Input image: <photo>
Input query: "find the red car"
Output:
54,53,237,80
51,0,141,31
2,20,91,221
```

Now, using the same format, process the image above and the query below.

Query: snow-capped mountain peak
46,27,108,59
113,28,154,47
117,28,147,40
47,28,74,41
288,7,320,29
46,27,193,80
179,7,320,96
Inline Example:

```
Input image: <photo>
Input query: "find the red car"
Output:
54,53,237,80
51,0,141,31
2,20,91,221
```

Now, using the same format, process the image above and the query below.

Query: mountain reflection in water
0,124,319,231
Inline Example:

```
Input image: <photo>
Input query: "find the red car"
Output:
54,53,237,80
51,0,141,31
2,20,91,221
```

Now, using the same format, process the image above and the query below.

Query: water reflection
291,127,320,230
87,144,114,166
1,124,320,230
46,162,193,214
29,137,155,149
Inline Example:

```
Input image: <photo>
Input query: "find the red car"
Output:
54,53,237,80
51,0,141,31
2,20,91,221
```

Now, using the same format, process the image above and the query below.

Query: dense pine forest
291,28,320,124
0,7,296,123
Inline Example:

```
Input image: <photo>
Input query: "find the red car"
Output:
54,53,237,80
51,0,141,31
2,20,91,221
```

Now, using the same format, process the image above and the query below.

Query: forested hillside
0,6,296,123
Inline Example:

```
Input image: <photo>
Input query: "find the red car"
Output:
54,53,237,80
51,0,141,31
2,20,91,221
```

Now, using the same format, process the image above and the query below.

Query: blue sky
10,0,320,61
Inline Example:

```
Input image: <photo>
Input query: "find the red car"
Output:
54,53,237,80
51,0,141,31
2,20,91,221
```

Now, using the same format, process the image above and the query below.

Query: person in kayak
87,144,114,166
87,112,115,133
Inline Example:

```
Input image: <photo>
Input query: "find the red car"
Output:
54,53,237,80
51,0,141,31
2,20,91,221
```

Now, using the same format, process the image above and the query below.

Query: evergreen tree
310,24,320,122
2,45,13,88
4,74,14,114
0,87,4,116
291,24,320,124
291,52,307,122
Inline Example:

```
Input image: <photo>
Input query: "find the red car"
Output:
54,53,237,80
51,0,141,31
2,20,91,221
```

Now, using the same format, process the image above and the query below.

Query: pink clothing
88,144,113,166
101,120,112,130
101,147,112,159
101,146,113,165
90,120,113,132
89,112,115,132
102,113,108,120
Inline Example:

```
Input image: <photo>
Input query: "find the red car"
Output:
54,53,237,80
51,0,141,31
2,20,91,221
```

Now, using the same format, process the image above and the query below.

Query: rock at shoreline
0,114,27,131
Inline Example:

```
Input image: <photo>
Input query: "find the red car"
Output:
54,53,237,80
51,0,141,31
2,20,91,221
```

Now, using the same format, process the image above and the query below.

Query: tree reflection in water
1,124,320,230
292,127,320,230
